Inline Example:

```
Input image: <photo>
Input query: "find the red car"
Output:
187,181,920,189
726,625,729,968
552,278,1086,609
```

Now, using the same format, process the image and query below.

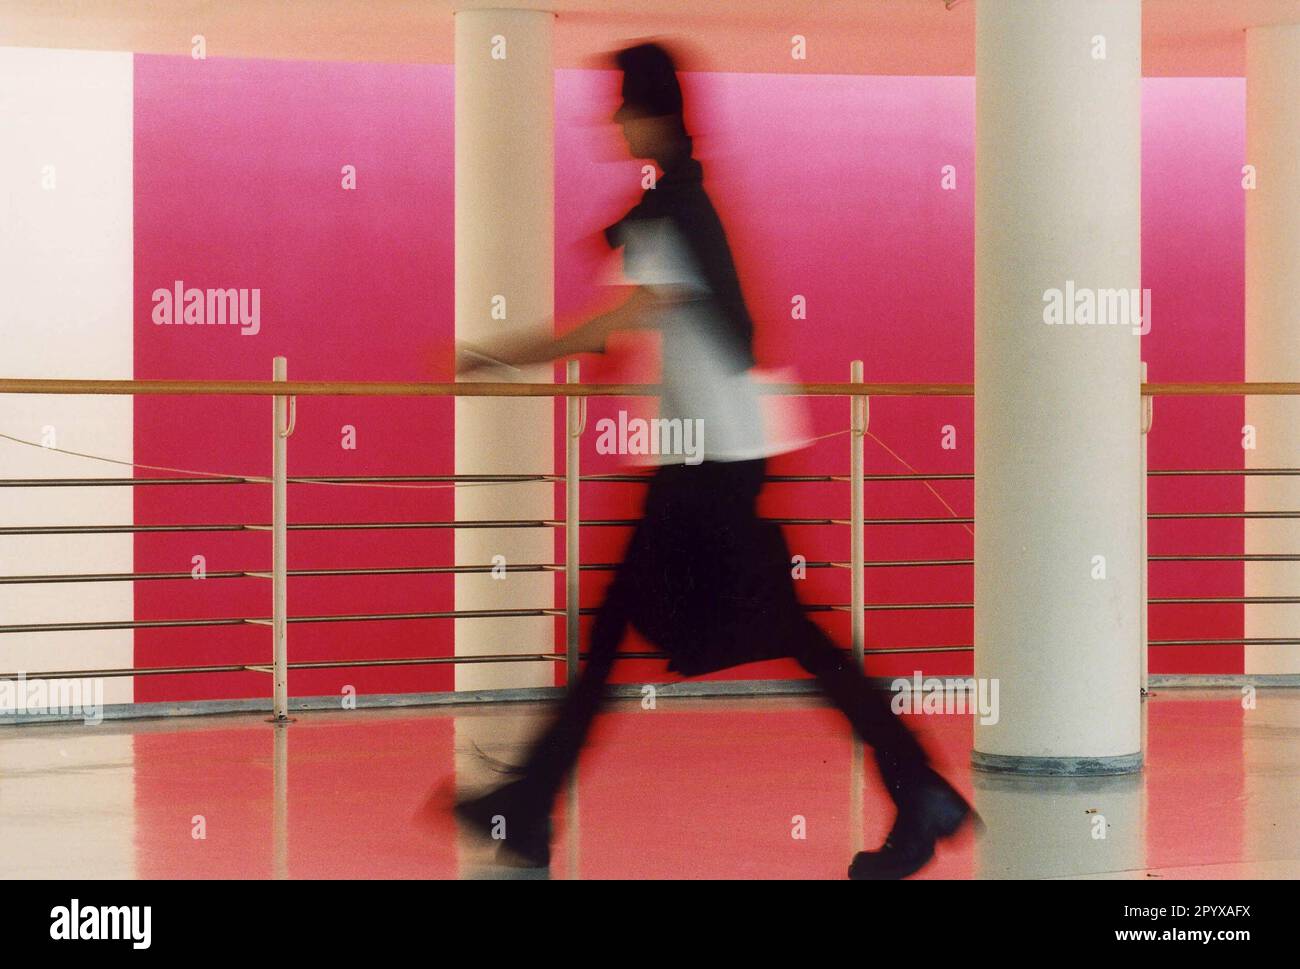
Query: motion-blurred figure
450,41,972,879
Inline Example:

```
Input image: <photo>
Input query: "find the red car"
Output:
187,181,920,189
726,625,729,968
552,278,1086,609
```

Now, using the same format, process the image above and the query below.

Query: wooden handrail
0,378,1298,397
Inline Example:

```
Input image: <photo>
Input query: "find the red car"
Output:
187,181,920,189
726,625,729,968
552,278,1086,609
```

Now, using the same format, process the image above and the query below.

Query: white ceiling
2,0,1298,75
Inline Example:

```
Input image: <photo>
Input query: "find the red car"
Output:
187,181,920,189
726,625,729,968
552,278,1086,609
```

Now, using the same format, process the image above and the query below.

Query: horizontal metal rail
6,468,1300,488
13,510,1300,537
5,378,1300,397
0,564,624,585
1150,553,1300,562
0,608,578,634
0,653,563,681
1150,638,1300,647
6,553,1299,585
9,635,1300,684
1148,468,1300,476
0,517,845,534
1150,511,1300,519
12,379,972,397
7,593,1298,635
0,645,933,681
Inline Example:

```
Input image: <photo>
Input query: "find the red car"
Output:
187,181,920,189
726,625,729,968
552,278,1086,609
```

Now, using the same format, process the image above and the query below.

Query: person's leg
509,585,629,802
454,583,629,865
787,618,973,879
788,618,931,801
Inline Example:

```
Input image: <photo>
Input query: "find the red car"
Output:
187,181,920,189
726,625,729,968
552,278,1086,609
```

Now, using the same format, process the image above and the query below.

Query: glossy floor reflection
0,688,1295,879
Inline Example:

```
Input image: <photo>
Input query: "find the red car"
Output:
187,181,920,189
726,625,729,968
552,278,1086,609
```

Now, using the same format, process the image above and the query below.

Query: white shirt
613,217,811,463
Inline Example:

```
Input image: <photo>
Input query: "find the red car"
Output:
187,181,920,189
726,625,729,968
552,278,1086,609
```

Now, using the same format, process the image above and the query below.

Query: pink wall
1142,78,1246,674
134,57,456,701
133,57,1246,701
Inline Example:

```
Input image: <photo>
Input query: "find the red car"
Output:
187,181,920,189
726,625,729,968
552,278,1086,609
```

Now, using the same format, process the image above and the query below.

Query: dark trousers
494,460,933,818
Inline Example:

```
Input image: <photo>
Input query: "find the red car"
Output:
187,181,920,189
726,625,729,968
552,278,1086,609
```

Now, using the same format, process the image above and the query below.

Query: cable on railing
0,430,549,491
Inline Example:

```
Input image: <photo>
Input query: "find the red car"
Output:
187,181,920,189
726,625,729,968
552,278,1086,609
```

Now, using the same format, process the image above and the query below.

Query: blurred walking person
448,41,973,880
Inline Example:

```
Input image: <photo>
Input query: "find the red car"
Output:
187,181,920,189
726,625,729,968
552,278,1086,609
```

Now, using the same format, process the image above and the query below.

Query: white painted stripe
1245,27,1300,674
0,47,135,705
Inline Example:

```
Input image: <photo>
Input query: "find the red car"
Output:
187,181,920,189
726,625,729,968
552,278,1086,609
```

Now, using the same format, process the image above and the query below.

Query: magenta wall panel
1142,78,1246,674
133,56,455,701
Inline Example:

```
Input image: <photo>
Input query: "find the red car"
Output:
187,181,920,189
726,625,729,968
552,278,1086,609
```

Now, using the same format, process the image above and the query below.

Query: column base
971,750,1143,776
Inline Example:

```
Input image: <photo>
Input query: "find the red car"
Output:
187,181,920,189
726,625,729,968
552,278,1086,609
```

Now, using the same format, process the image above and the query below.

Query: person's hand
454,342,486,376
455,341,521,376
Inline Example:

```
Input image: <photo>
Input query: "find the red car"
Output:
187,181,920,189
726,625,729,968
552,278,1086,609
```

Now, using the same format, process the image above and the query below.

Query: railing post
850,360,866,667
1140,360,1152,695
848,361,866,854
565,360,582,687
271,356,291,723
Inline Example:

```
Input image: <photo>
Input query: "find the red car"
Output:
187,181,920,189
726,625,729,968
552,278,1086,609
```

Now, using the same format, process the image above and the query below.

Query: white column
973,773,1144,878
1244,24,1300,675
972,1,1143,774
453,10,555,691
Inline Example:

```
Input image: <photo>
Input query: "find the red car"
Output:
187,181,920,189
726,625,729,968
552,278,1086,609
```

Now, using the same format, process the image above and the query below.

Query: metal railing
2,362,1299,720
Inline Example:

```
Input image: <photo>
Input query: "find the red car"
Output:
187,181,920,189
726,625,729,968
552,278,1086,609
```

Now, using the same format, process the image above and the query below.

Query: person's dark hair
613,41,687,135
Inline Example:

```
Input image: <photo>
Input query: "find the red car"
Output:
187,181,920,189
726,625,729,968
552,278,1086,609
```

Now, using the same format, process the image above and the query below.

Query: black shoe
848,769,973,880
454,782,552,869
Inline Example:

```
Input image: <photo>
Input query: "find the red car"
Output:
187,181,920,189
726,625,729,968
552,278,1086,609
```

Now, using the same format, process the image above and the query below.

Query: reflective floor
0,688,1296,879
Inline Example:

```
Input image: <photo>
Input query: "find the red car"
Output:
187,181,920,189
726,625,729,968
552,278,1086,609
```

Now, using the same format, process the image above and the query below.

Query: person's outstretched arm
456,284,688,374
